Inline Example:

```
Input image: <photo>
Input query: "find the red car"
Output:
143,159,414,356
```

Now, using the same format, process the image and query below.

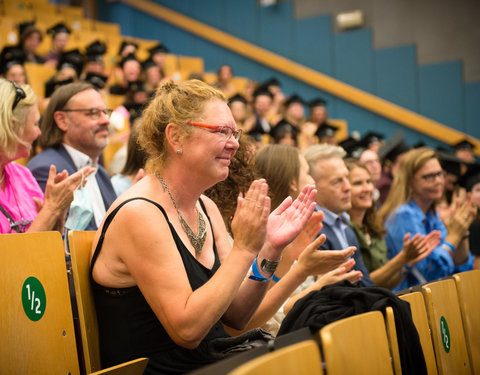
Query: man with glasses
28,82,116,230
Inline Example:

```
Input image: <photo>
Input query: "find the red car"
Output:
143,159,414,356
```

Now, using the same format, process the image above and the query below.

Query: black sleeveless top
90,198,229,374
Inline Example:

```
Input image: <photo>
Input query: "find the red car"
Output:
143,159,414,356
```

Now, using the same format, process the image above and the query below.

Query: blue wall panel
374,45,418,111
225,0,259,45
333,29,375,93
465,82,480,139
294,15,333,75
258,2,294,58
419,61,464,131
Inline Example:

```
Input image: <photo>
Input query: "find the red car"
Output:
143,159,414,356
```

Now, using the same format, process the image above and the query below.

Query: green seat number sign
21,277,46,321
440,316,450,353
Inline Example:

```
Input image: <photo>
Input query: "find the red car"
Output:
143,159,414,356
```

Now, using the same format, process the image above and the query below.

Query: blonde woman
0,79,92,233
379,147,476,289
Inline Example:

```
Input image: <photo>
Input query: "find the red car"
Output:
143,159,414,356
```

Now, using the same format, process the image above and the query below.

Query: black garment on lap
278,281,427,375
90,197,229,375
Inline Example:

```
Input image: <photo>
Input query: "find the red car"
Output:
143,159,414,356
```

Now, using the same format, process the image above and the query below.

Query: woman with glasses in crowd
90,80,317,374
378,147,476,290
0,79,93,234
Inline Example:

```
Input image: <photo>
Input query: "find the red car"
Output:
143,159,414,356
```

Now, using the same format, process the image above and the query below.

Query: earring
177,149,182,155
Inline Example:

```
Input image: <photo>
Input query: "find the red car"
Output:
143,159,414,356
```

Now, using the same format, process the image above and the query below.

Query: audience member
0,46,27,85
248,87,274,142
109,53,142,95
28,82,116,230
213,64,237,98
89,79,317,373
458,163,480,269
0,79,92,234
110,126,147,196
17,21,44,64
303,144,374,286
360,131,384,154
282,94,305,130
83,40,108,77
246,144,361,334
148,42,169,75
379,147,475,290
345,158,440,289
270,119,297,147
376,131,411,205
44,23,71,67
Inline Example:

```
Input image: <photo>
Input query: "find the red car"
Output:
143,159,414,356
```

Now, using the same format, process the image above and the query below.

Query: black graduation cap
452,139,475,152
84,72,108,90
57,49,84,77
85,40,106,57
47,22,71,36
253,86,273,99
228,94,247,105
377,131,411,162
315,123,338,139
308,97,327,108
436,150,464,177
44,77,75,98
262,77,281,88
120,52,138,68
18,21,36,37
458,163,480,191
339,137,365,159
270,119,297,143
360,131,384,148
148,42,169,56
0,46,26,74
284,94,305,107
118,40,138,56
141,57,157,70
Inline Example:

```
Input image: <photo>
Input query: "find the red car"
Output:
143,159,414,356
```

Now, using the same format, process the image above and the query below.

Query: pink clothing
0,162,44,233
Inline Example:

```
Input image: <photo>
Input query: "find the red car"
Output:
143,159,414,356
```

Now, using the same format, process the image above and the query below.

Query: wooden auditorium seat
398,292,438,375
452,270,480,374
384,306,402,375
68,230,148,374
227,340,324,375
0,232,80,374
318,311,395,375
421,278,470,375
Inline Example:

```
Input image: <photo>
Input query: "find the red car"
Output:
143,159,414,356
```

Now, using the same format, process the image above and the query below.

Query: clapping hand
265,184,317,251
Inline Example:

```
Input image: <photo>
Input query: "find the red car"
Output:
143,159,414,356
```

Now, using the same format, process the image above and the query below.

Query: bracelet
272,274,281,282
443,241,455,252
248,257,271,282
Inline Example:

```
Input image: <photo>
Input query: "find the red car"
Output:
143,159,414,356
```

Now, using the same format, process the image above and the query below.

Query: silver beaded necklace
155,172,207,253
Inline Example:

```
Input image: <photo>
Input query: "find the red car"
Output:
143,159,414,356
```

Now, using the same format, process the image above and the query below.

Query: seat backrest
398,292,438,375
69,230,101,373
452,270,480,374
0,232,80,374
385,306,403,375
421,278,471,375
90,358,149,375
319,311,394,375
227,340,324,375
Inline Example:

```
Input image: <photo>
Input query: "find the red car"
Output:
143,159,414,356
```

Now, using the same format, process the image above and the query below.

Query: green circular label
21,277,46,322
440,316,450,353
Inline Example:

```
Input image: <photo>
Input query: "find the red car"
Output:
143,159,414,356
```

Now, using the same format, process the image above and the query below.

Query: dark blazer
319,218,375,287
27,144,117,230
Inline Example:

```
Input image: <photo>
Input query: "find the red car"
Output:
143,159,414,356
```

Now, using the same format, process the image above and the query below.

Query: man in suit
303,144,374,286
28,82,116,230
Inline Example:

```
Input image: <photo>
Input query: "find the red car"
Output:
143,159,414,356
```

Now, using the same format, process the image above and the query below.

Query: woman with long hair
346,158,440,290
378,147,476,289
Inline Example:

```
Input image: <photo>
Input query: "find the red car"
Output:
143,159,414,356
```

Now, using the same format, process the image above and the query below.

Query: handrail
113,0,479,154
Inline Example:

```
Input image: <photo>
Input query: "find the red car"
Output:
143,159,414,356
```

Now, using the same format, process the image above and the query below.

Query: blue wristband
249,257,271,282
443,241,455,252
272,274,281,282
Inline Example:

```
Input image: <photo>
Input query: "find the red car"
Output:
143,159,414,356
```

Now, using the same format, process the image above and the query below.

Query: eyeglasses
420,171,445,182
10,80,26,111
186,121,242,141
61,108,113,120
